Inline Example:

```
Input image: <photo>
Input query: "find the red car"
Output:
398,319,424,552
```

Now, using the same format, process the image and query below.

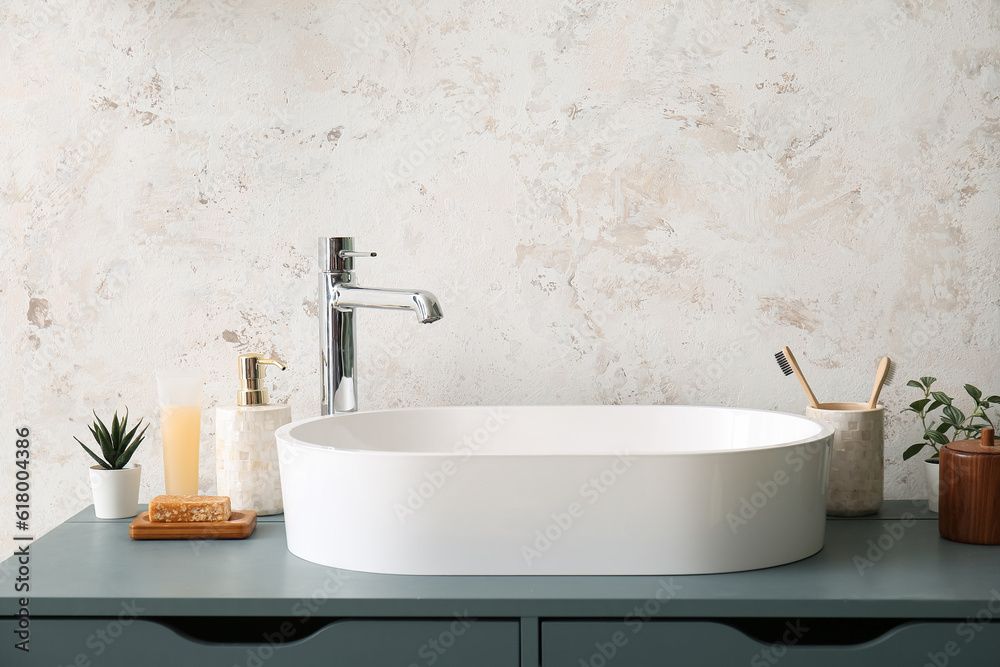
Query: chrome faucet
319,237,443,415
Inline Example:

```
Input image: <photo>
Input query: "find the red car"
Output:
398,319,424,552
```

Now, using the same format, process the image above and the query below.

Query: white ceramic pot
924,459,939,513
89,464,142,519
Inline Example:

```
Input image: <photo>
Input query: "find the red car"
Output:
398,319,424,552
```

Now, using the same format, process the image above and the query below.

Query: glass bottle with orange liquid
155,371,204,495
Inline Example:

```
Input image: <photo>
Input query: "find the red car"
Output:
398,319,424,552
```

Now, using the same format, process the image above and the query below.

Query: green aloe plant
74,409,149,470
901,377,999,462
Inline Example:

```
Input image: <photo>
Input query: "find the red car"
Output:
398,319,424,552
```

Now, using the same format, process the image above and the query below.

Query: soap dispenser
215,354,291,515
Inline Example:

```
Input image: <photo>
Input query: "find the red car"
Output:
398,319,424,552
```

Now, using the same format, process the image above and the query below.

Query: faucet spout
318,237,443,416
333,285,443,324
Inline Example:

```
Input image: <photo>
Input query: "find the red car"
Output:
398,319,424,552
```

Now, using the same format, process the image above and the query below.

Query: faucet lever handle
319,237,376,272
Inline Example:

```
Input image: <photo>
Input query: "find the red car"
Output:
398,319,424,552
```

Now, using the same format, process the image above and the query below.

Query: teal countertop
3,501,998,619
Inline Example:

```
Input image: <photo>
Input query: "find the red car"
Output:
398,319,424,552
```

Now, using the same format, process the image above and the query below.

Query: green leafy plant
901,377,999,462
74,409,149,470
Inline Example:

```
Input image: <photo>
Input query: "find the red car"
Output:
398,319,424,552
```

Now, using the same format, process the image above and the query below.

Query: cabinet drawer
0,617,519,667
542,620,1000,666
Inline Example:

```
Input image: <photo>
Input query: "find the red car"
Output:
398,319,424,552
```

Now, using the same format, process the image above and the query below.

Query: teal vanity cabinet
2,502,999,666
542,621,1000,666
0,618,519,666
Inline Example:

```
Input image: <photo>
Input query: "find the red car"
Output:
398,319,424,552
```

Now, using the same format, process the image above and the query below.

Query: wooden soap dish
129,510,257,540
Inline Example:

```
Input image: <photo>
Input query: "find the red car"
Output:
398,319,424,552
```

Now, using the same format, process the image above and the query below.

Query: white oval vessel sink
276,405,833,575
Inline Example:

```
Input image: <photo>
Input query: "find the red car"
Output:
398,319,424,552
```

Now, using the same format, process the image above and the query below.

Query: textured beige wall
2,0,999,554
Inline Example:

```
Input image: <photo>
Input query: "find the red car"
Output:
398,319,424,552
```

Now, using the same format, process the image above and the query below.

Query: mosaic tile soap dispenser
215,354,291,515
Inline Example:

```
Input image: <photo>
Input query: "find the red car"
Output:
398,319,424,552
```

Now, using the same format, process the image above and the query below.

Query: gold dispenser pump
236,354,286,406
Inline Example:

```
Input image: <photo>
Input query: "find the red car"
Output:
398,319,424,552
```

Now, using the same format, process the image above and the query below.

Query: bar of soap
148,495,232,523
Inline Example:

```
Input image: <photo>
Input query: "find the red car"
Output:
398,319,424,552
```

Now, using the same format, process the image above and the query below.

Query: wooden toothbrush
775,346,820,408
868,356,896,409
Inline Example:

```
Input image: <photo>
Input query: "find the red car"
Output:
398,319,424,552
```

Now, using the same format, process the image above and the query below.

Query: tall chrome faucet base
319,237,443,416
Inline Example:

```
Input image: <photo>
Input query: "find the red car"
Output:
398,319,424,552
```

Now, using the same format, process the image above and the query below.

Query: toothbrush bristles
884,359,896,385
774,351,794,376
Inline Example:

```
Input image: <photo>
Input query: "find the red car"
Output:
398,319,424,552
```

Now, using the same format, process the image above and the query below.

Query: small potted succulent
902,377,998,512
75,409,148,519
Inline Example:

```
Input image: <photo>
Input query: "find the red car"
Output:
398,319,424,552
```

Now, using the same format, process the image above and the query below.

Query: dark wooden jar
939,428,1000,545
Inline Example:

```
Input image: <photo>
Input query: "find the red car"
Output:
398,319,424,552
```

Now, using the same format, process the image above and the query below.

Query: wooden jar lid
945,428,998,455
